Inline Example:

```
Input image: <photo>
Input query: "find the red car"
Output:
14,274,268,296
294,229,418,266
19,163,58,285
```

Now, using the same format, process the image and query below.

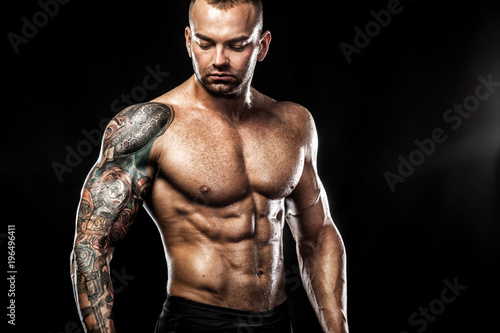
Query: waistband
166,295,288,318
161,295,290,331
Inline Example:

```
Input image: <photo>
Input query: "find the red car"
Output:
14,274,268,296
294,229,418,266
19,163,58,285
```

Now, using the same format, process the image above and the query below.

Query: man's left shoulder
271,101,316,134
272,100,310,116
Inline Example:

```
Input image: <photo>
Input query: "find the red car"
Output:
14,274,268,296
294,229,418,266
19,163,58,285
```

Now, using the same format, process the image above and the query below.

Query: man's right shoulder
100,102,175,165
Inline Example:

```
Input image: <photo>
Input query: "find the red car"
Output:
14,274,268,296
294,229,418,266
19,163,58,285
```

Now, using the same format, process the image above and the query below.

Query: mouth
209,73,234,82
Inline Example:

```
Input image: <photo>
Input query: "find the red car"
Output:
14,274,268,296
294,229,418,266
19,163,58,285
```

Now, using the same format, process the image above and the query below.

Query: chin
204,81,243,97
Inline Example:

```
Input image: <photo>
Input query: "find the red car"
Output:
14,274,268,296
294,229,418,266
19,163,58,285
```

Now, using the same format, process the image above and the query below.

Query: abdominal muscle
146,184,288,312
165,233,287,311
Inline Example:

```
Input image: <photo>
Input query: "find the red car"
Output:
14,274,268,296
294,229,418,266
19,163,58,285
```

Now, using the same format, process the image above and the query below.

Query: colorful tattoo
71,103,174,332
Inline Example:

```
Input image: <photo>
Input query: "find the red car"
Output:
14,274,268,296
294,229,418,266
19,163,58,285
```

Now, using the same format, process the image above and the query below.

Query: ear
257,30,272,62
185,26,193,58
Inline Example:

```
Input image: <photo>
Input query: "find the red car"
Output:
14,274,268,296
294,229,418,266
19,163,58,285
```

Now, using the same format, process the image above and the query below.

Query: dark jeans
155,296,293,333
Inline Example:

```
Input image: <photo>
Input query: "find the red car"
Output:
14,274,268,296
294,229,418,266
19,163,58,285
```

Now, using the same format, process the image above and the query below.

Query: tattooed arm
70,103,174,333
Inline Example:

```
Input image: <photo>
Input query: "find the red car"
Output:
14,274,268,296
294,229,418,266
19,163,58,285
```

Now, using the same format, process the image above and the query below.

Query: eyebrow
194,33,250,44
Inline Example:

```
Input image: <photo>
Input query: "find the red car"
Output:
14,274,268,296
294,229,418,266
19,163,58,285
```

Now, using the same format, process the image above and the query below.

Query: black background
5,0,500,332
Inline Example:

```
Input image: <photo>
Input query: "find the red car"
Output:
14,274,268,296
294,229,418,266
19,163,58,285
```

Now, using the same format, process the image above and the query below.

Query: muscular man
70,0,348,332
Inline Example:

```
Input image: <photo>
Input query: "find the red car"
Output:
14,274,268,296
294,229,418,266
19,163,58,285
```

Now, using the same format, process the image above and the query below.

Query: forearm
297,223,348,333
71,240,115,333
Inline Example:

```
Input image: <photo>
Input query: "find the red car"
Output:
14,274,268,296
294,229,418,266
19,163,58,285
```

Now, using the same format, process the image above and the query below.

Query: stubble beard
195,70,242,97
201,74,243,97
195,62,256,98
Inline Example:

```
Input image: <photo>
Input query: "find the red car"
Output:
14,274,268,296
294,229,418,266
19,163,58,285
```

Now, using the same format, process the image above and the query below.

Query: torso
144,83,307,311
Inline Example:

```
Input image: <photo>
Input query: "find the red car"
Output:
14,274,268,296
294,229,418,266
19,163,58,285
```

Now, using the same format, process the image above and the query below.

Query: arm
285,111,348,333
70,103,174,332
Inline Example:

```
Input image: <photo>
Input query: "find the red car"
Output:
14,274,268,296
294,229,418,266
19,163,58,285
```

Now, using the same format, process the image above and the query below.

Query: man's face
186,1,270,97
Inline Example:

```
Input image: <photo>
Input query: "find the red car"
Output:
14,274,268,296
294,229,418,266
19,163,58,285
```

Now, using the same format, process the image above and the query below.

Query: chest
157,114,304,205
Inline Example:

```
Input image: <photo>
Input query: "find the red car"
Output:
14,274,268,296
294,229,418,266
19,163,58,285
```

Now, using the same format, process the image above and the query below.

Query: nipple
200,185,211,194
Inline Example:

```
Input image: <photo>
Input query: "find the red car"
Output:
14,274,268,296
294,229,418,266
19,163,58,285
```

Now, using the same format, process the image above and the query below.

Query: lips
209,73,233,81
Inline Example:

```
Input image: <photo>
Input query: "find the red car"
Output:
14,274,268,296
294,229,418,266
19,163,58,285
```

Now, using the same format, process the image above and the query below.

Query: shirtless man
70,0,348,332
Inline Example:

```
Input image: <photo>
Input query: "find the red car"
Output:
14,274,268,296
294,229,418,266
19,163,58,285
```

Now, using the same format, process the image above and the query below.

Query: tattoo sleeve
70,103,174,332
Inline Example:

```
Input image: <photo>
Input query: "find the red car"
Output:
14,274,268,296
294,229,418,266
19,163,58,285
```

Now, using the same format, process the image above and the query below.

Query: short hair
189,0,264,31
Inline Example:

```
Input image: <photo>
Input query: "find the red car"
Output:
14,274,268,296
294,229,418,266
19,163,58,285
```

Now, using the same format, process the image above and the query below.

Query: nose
212,46,229,68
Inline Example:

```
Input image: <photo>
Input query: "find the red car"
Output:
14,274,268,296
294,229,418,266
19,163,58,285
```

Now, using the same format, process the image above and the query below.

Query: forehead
190,1,261,40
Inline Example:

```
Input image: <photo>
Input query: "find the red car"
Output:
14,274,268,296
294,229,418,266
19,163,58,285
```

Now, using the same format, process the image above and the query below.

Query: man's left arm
285,110,348,333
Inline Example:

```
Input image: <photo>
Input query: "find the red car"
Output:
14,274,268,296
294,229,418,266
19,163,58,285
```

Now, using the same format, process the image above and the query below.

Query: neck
190,75,254,120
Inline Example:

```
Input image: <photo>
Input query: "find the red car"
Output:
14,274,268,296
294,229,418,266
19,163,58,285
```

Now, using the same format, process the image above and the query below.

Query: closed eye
229,44,247,52
199,43,214,50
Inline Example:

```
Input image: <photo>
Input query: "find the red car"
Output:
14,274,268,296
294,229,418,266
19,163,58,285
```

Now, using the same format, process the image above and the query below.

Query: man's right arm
70,102,174,332
70,161,141,332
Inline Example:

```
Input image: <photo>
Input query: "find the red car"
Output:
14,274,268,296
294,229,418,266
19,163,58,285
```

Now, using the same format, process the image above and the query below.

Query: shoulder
253,88,317,142
268,100,317,140
253,89,314,125
272,100,314,124
100,102,175,165
267,100,318,161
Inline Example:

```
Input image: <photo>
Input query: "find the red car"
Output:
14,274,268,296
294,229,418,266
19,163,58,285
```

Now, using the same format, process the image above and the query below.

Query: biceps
76,165,142,248
286,162,332,241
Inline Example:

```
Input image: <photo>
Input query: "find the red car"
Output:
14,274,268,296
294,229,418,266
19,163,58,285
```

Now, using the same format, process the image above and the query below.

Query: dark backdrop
5,0,500,332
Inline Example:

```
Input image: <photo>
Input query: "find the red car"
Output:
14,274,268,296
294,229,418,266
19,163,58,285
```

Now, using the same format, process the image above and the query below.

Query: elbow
70,247,78,278
297,221,346,261
70,249,75,272
70,246,83,285
297,238,317,260
70,241,109,276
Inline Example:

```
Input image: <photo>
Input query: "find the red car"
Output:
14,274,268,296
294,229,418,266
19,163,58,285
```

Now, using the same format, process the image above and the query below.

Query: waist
166,295,289,317
161,295,290,331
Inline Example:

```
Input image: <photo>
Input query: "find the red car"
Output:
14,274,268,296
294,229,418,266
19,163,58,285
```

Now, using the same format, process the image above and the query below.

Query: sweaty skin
147,87,305,312
71,1,347,332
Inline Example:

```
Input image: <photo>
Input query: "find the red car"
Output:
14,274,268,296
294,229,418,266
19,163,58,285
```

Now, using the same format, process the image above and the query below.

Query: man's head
186,0,271,97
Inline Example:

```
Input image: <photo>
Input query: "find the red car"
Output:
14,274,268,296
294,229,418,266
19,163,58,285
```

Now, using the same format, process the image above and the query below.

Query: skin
71,1,348,332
